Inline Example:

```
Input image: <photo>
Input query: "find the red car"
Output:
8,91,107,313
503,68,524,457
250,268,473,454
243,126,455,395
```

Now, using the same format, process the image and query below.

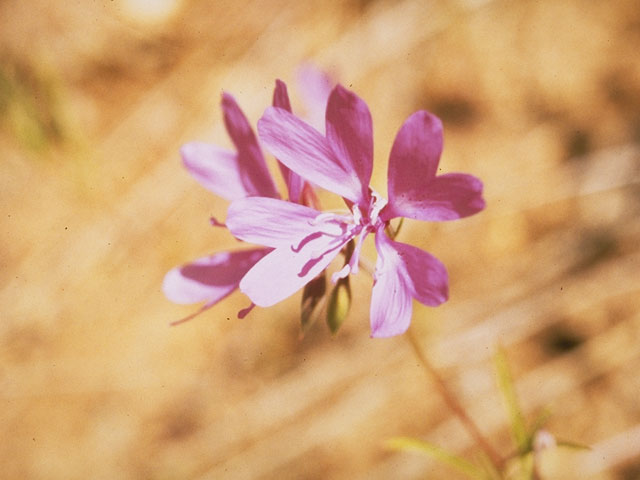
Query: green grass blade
493,348,528,452
387,437,487,479
556,439,591,451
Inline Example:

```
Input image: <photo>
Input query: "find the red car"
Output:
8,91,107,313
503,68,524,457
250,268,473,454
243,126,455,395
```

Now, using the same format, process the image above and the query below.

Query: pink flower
163,80,320,323
226,85,485,337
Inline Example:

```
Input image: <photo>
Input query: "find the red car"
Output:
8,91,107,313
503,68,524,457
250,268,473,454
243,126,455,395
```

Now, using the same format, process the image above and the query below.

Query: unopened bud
326,275,351,334
300,272,327,333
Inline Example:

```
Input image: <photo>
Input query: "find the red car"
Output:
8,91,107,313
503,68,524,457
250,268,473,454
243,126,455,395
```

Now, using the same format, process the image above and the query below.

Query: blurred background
1,0,639,478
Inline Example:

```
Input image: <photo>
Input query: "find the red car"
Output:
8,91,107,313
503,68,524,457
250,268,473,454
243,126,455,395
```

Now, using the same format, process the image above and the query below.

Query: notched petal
226,197,321,248
369,231,448,338
239,234,345,307
386,173,485,222
386,111,443,210
221,93,279,198
163,248,270,305
296,63,334,132
180,142,247,200
272,80,305,203
258,106,363,202
325,84,373,203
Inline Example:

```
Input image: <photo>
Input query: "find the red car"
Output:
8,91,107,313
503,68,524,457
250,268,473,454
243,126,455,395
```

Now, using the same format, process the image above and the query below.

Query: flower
226,84,485,337
163,79,322,323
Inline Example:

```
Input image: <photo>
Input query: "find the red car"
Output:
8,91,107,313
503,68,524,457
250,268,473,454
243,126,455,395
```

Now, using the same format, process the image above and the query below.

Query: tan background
1,0,639,478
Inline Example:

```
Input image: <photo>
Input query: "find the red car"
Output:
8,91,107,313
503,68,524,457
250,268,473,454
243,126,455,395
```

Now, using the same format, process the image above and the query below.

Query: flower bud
326,275,351,334
300,272,327,333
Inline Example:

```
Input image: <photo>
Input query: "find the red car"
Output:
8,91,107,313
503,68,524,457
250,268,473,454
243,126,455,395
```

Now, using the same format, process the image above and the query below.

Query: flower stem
356,254,501,468
406,328,504,470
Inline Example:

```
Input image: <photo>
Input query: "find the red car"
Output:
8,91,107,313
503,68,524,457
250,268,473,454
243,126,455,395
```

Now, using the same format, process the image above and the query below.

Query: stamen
331,264,351,284
299,234,354,277
315,221,347,237
348,229,369,275
309,211,351,226
170,301,214,326
309,234,349,259
209,216,226,228
291,231,323,252
351,204,363,225
368,189,388,224
307,211,354,237
238,302,256,319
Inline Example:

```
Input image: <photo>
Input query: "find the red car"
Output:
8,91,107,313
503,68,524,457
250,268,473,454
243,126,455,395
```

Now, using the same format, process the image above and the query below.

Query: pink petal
325,85,373,202
296,63,333,132
388,237,449,306
388,111,443,185
221,93,279,198
239,234,346,307
370,254,412,337
385,110,484,221
385,172,485,221
272,80,305,203
369,231,448,338
226,197,321,248
272,79,292,112
258,106,364,203
180,142,248,201
163,248,270,305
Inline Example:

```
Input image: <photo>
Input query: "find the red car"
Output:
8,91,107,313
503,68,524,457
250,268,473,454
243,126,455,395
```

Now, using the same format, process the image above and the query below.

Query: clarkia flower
226,84,485,337
163,79,322,322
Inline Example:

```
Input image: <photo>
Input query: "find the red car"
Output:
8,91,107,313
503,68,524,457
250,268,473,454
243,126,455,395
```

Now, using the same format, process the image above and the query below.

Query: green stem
406,328,504,471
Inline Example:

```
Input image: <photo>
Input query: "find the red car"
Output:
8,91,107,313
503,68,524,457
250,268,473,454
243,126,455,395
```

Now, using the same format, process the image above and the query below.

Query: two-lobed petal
221,93,279,198
258,106,363,203
384,110,485,221
226,196,353,308
239,233,346,307
296,63,334,132
325,84,373,203
369,230,448,337
163,248,270,305
180,142,248,201
370,251,413,338
180,94,281,201
389,173,485,221
272,80,305,203
226,197,321,249
258,84,374,206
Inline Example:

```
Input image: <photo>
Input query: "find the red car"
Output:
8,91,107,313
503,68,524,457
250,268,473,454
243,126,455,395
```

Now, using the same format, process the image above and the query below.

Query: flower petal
387,237,449,306
239,234,346,307
385,172,485,221
296,63,333,132
221,93,279,198
226,196,321,248
180,142,248,201
272,80,305,203
387,111,443,194
385,110,484,221
163,248,270,305
272,79,293,112
369,231,448,338
370,234,413,338
258,106,363,203
325,84,373,202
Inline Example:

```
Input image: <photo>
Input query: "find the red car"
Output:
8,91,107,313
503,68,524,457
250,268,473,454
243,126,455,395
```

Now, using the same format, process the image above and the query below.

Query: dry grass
1,0,639,478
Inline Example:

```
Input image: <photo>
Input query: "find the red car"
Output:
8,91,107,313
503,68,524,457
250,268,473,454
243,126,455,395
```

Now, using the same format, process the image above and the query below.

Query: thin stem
406,328,504,470
355,254,502,468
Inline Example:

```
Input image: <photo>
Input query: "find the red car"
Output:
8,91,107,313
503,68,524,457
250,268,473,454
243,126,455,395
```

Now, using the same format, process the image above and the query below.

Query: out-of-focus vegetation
1,1,639,479
0,59,68,151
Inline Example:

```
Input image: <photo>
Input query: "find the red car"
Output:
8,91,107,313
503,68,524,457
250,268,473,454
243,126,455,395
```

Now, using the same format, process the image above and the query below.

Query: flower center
296,190,390,282
332,190,388,282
